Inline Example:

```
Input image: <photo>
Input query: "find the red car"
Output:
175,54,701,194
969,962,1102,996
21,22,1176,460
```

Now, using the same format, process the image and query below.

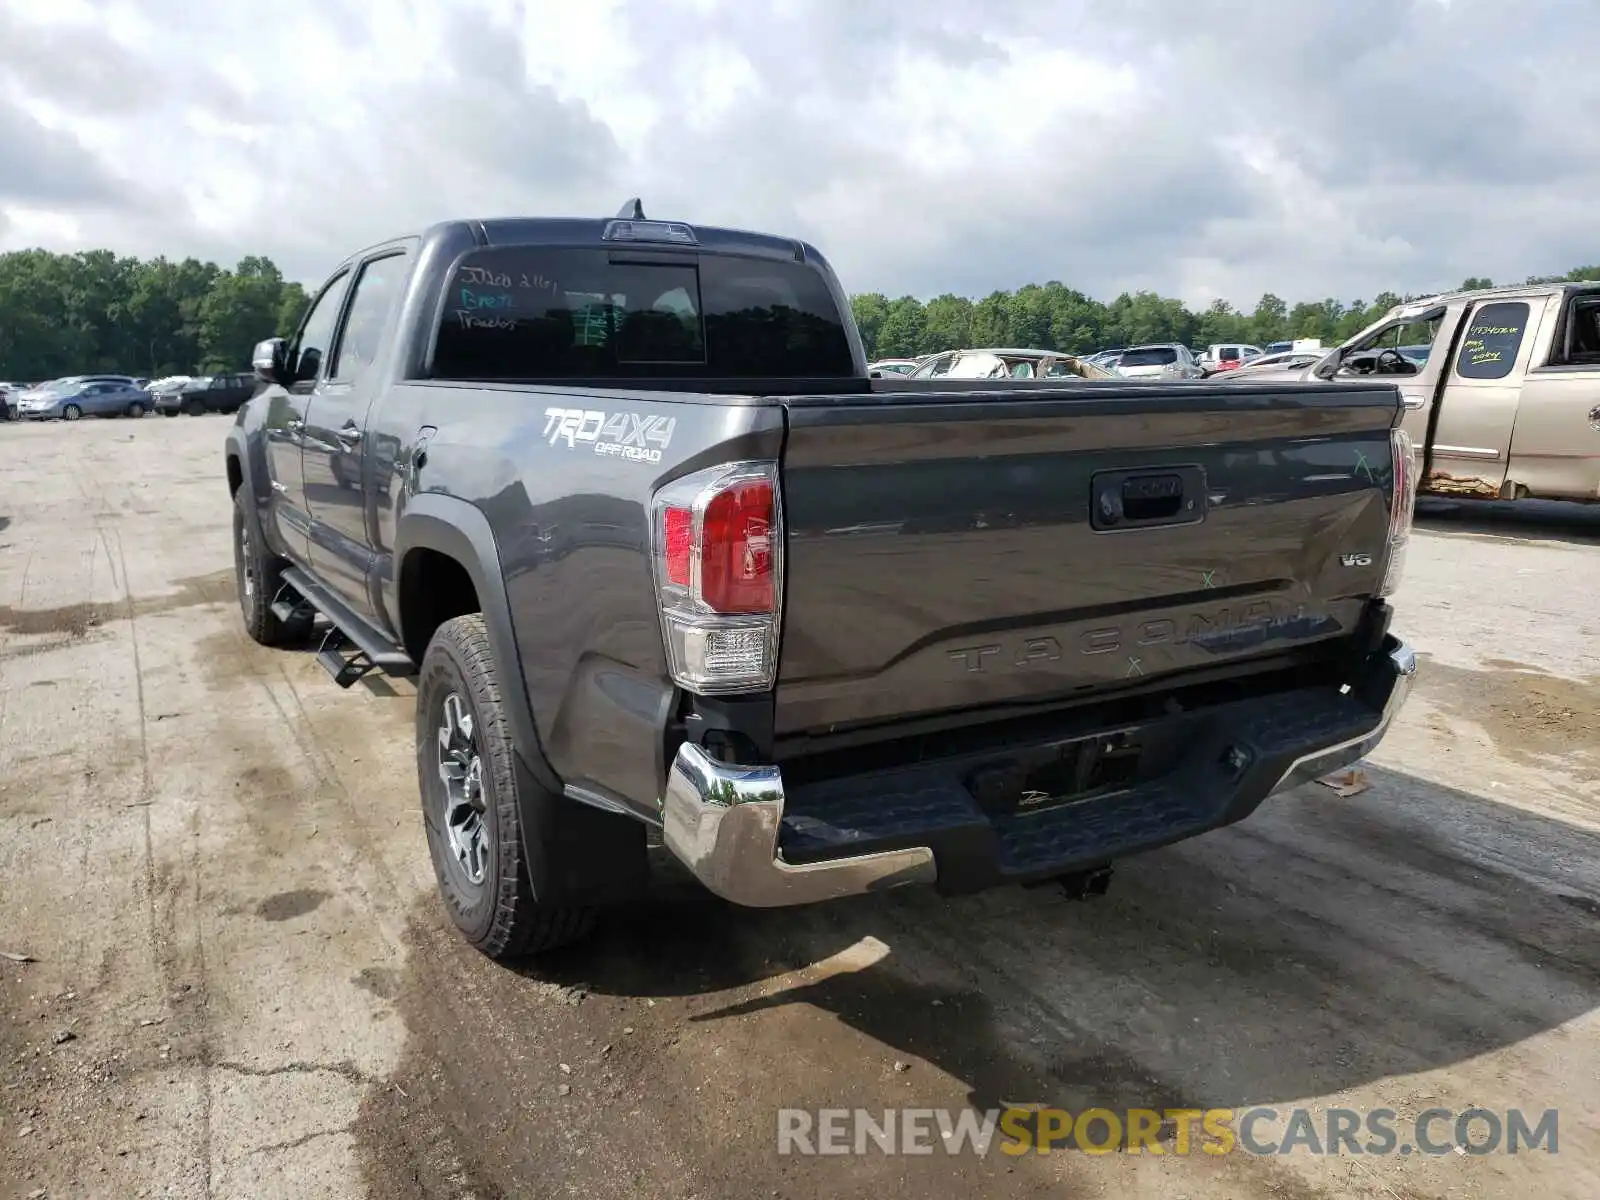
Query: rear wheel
416,614,595,959
232,489,312,646
126,401,146,418
62,403,82,421
184,398,206,416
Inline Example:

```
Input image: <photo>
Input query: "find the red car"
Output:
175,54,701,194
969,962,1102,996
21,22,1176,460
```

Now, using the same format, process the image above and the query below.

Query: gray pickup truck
224,203,1419,958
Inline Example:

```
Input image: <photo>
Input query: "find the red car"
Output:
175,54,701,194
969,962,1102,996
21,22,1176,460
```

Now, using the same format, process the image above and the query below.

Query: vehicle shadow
1416,495,1600,545
522,761,1599,1117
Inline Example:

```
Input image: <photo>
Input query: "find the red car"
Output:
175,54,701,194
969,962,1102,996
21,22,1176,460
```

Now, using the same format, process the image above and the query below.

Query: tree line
2,245,1596,380
0,250,308,382
850,266,1600,361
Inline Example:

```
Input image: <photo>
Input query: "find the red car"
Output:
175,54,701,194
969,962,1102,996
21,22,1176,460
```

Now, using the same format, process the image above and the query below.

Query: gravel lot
2,416,1597,1200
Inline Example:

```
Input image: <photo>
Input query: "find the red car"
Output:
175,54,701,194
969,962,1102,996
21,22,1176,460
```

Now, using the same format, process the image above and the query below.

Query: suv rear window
1120,347,1178,367
431,247,854,380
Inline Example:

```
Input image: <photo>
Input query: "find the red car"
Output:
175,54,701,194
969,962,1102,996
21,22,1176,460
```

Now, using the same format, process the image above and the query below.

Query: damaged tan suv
1253,283,1600,503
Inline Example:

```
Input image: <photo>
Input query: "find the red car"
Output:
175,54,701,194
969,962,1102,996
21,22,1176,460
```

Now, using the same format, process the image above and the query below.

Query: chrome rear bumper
660,744,936,907
1267,638,1417,794
661,637,1417,909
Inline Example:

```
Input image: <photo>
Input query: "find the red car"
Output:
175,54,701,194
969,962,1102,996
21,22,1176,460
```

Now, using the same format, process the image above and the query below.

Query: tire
184,398,205,416
416,614,595,959
127,401,146,418
232,488,312,646
161,408,178,418
62,403,82,421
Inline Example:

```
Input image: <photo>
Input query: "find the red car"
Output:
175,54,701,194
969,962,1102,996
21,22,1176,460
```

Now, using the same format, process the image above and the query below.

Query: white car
1198,343,1266,375
1223,349,1326,377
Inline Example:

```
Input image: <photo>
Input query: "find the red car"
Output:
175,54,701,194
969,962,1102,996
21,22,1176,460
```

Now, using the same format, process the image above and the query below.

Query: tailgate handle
1091,466,1207,531
1122,473,1184,520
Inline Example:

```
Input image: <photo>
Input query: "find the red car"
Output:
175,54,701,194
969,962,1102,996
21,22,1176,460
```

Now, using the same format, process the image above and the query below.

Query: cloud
0,0,1593,308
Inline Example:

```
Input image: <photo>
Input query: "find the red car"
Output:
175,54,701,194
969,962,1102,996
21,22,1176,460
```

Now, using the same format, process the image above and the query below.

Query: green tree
874,296,927,358
1249,293,1288,345
7,244,1599,383
199,256,289,370
276,282,310,339
850,292,890,358
920,294,974,355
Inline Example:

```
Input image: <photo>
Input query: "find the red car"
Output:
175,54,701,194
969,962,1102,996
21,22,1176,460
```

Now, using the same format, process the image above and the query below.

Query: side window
1554,297,1600,364
330,252,408,384
290,271,352,385
1455,302,1529,381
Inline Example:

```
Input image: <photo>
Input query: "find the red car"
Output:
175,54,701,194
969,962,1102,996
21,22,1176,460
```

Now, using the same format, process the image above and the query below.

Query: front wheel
184,398,205,416
62,404,82,421
416,615,595,959
126,401,146,418
161,408,179,418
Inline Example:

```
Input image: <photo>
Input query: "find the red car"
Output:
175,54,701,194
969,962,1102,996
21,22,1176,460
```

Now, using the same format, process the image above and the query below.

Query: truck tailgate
774,382,1401,736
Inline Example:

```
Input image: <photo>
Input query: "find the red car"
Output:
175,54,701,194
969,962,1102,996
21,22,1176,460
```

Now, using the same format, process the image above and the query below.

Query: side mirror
252,337,289,384
1311,349,1344,380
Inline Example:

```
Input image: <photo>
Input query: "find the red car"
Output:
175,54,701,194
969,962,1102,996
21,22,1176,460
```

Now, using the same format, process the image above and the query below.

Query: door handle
336,425,363,444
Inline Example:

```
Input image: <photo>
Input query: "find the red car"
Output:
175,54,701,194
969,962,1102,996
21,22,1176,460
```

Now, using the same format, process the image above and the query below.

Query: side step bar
278,565,414,688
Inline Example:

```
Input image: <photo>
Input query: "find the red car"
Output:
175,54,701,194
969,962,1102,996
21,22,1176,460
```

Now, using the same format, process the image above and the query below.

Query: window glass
1455,301,1529,381
292,271,352,384
431,247,853,380
1559,298,1600,361
331,252,408,383
1120,347,1178,366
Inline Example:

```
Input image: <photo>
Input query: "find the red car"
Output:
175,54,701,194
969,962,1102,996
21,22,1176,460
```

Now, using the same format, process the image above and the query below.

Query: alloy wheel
436,692,489,885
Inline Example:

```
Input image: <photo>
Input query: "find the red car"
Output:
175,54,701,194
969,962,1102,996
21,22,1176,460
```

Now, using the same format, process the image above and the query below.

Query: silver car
17,376,153,421
1113,344,1204,380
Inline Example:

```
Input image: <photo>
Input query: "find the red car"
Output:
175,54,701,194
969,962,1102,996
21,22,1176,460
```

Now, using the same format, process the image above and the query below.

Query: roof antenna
615,198,645,220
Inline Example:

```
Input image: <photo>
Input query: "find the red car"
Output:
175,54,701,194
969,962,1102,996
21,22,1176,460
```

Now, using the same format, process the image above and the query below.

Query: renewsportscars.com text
777,1106,1559,1157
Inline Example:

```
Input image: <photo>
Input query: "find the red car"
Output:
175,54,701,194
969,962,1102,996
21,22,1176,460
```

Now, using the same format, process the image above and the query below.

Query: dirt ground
1,416,1597,1200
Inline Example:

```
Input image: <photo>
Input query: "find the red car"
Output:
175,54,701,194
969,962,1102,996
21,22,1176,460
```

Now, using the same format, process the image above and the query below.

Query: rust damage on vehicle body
1423,468,1502,499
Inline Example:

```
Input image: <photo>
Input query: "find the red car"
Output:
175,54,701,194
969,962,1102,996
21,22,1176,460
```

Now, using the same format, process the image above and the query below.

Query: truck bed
774,380,1402,736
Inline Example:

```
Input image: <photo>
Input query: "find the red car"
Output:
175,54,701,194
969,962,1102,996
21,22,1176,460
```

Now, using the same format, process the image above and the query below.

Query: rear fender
394,493,648,906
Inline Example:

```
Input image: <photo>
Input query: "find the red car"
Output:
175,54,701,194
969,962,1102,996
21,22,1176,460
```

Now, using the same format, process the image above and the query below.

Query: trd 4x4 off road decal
542,407,677,464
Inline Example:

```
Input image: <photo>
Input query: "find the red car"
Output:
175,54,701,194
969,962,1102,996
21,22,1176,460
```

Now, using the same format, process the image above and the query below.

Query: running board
269,587,316,626
278,565,414,687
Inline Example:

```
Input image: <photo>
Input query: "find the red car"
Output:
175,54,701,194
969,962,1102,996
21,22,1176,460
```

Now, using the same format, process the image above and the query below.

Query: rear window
431,247,854,380
1120,347,1178,367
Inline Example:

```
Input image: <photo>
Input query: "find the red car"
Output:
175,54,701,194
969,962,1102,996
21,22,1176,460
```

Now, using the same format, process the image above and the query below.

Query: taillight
651,462,782,694
1380,427,1417,597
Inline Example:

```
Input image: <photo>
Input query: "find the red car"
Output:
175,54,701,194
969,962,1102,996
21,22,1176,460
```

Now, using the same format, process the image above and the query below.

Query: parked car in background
16,376,152,420
157,372,257,416
1302,282,1600,503
1223,349,1326,377
0,382,19,421
867,358,920,377
1113,344,1204,379
908,347,1120,380
1198,343,1265,376
1264,340,1293,354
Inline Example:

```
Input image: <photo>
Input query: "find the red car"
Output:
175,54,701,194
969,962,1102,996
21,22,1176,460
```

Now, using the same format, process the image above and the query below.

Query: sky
1,0,1596,309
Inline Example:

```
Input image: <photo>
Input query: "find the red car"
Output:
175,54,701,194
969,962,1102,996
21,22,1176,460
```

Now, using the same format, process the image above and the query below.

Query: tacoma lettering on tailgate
947,599,1340,672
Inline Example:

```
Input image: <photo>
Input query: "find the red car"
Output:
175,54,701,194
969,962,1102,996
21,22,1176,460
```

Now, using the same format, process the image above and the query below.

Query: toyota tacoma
224,202,1418,958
